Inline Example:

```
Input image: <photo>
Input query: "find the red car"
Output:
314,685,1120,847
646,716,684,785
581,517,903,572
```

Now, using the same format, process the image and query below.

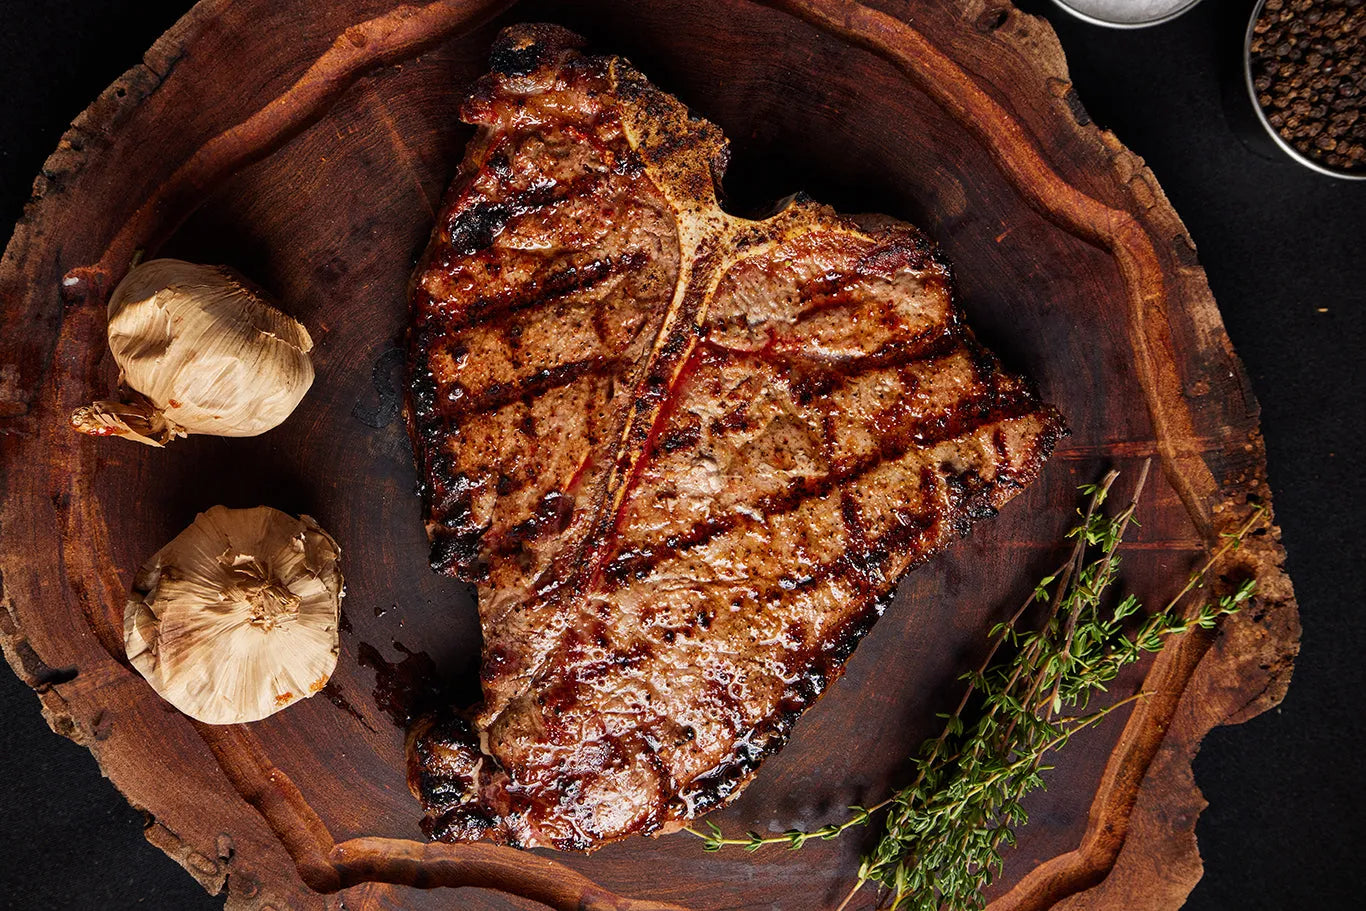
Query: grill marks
407,24,1064,854
444,249,647,337
445,169,624,255
603,312,1040,595
697,320,963,376
408,45,683,591
449,355,622,420
601,383,1043,593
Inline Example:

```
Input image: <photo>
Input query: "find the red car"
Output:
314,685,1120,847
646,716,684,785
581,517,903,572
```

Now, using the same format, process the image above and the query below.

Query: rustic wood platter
0,1,1299,909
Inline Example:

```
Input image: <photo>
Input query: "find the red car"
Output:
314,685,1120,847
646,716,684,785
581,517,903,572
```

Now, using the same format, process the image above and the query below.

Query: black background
1,0,1362,908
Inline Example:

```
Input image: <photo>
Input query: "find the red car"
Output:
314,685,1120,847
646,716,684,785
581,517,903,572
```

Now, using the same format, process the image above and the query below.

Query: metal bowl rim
1047,0,1204,29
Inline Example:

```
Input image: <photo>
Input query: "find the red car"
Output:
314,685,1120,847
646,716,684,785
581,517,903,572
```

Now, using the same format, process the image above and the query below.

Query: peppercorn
1250,0,1366,172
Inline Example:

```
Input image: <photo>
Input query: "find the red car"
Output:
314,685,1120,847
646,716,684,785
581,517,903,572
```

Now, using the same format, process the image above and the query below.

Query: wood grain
0,1,1298,909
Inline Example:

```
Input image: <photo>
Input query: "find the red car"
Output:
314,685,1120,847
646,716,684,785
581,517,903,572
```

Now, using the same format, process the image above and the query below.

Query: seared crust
406,24,1064,852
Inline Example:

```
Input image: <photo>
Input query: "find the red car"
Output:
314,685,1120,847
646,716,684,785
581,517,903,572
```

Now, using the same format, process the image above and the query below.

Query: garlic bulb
72,259,314,446
124,505,343,724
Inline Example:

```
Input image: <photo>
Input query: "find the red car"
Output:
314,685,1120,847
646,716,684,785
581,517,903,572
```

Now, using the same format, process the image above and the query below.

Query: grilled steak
406,24,1064,852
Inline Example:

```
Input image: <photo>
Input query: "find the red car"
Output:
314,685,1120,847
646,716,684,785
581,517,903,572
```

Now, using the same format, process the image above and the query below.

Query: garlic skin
124,505,343,725
72,259,314,446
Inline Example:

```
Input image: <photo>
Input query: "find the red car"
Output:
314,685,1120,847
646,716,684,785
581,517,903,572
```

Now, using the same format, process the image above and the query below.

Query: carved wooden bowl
0,1,1297,909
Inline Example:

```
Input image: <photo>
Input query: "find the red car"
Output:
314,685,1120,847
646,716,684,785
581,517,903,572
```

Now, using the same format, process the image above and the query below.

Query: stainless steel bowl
1048,0,1204,29
1243,0,1366,180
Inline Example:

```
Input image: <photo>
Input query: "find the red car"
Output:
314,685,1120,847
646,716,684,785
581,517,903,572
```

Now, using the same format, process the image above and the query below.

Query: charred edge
607,45,731,198
410,714,510,844
408,358,440,426
446,199,512,256
422,456,487,579
488,23,586,78
407,329,449,463
945,468,1001,527
428,530,485,580
676,717,793,817
412,314,603,575
424,804,504,846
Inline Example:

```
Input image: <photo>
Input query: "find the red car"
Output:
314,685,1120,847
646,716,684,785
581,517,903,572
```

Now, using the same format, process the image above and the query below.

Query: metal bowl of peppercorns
1245,0,1366,180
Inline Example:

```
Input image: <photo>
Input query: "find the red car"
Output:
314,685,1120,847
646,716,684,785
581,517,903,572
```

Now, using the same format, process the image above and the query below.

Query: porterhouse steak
406,24,1063,852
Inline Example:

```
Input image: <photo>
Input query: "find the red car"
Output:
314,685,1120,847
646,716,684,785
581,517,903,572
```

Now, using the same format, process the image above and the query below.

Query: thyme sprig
685,464,1265,911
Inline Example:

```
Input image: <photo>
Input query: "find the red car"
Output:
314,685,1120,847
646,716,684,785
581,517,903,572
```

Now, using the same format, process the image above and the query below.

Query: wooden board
0,1,1299,909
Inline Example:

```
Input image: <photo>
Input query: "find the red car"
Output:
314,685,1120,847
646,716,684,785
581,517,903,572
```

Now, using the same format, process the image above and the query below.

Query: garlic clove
74,259,314,446
124,505,343,725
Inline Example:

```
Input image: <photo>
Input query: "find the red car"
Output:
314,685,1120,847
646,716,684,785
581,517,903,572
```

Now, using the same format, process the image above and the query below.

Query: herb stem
833,878,864,911
1156,504,1266,618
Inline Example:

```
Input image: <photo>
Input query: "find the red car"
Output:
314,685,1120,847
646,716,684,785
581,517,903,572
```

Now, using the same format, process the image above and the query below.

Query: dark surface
0,0,1360,909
